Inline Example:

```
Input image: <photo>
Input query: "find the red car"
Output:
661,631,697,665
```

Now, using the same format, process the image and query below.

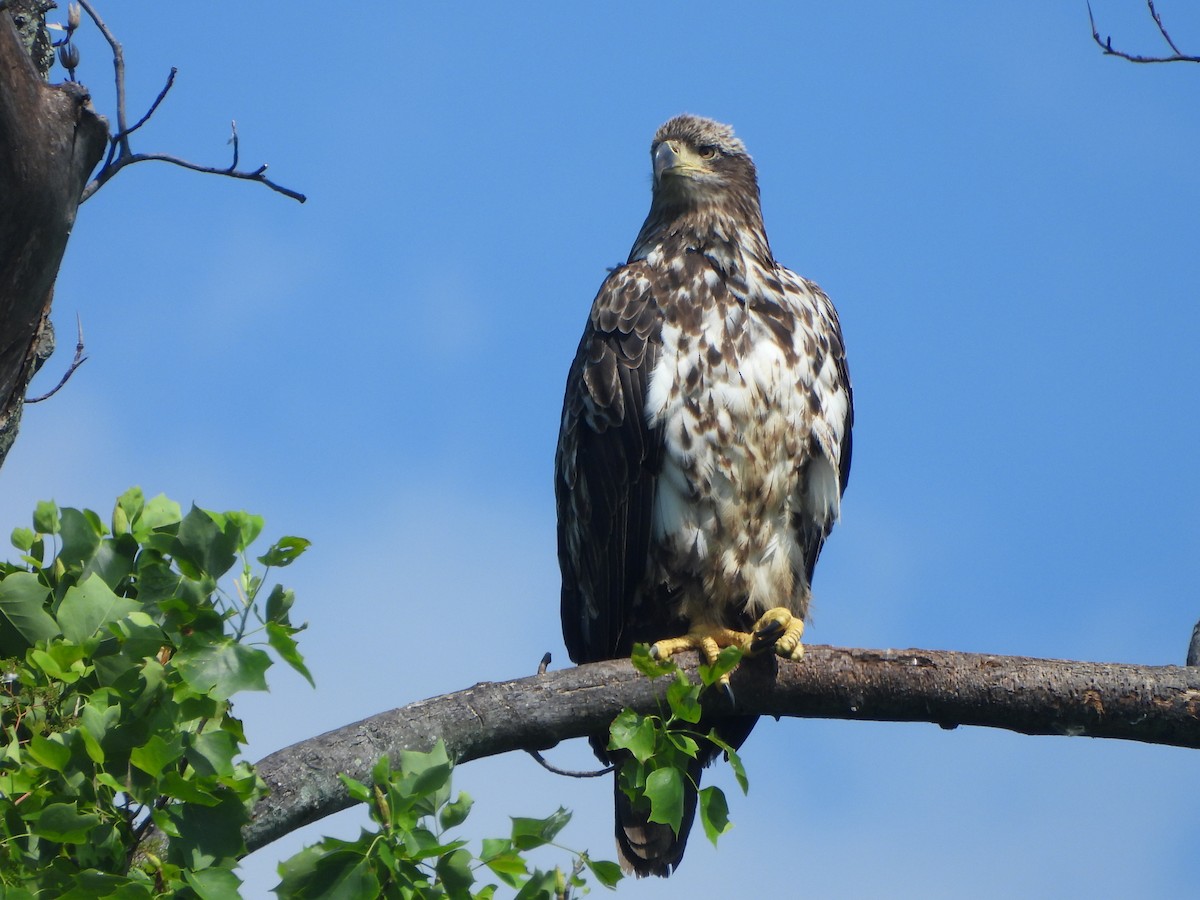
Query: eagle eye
697,145,718,160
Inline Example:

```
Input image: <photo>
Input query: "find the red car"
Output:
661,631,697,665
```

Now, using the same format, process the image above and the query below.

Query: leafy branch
275,742,621,899
0,489,311,896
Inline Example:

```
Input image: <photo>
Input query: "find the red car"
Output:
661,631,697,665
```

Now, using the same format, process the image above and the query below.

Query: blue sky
5,1,1200,896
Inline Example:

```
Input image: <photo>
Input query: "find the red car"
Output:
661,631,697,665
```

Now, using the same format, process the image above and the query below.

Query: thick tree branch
245,645,1200,856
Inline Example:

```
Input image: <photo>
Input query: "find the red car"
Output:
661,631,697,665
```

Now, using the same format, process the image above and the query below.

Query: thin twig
1148,0,1184,56
26,315,87,403
124,66,176,138
1087,0,1200,64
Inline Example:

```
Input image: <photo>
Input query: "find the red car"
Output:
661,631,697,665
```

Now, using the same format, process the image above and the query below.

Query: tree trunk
0,6,107,469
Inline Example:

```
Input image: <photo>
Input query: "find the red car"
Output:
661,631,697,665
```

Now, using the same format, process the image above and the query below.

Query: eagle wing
556,263,663,664
789,271,855,585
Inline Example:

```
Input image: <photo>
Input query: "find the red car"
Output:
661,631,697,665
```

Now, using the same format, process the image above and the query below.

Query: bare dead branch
244,645,1200,855
1087,0,1200,64
74,0,127,151
26,313,86,402
74,0,305,203
82,150,306,203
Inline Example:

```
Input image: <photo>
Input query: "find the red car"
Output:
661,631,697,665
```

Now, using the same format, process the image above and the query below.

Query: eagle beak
653,141,682,181
654,140,709,183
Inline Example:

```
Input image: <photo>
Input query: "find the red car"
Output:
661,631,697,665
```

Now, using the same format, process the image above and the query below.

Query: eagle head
631,115,769,263
649,115,759,209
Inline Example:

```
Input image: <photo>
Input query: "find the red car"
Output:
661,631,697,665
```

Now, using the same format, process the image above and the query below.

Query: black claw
749,619,785,655
721,681,736,705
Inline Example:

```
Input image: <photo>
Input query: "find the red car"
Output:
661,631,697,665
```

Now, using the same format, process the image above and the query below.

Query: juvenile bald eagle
555,115,853,877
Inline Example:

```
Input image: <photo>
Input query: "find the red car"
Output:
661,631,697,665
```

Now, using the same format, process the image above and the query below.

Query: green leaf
706,731,749,793
11,526,35,551
698,644,743,688
164,788,248,870
29,642,90,682
510,807,571,850
223,511,264,552
130,733,185,776
174,506,239,580
398,741,453,801
116,486,145,525
698,785,732,845
109,611,168,660
583,855,623,889
484,849,528,886
257,536,311,568
58,507,104,569
666,731,699,758
644,767,684,835
132,493,182,542
183,866,243,899
666,673,702,723
264,584,294,624
56,574,140,643
439,791,473,830
266,622,314,687
0,571,57,653
34,499,60,535
436,847,475,893
174,638,270,700
33,802,100,843
608,709,658,763
276,848,380,900
630,642,677,678
81,536,138,592
339,773,372,804
160,771,221,806
514,870,560,900
28,733,72,772
187,729,238,778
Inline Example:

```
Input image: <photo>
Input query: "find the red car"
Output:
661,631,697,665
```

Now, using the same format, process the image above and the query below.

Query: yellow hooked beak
653,140,712,182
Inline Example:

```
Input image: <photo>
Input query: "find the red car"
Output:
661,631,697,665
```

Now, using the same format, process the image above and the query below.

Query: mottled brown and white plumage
555,115,853,877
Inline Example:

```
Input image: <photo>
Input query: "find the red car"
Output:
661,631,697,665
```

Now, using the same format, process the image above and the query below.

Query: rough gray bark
246,645,1200,855
0,6,107,468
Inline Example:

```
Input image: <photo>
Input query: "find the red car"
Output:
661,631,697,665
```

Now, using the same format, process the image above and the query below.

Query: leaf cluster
276,740,622,899
0,488,310,897
607,645,748,846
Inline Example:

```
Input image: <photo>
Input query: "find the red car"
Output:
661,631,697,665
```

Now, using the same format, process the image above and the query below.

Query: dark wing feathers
557,264,663,664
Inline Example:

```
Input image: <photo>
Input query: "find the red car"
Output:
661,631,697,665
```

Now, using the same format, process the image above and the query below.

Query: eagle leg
649,625,754,698
649,625,751,665
748,607,805,661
